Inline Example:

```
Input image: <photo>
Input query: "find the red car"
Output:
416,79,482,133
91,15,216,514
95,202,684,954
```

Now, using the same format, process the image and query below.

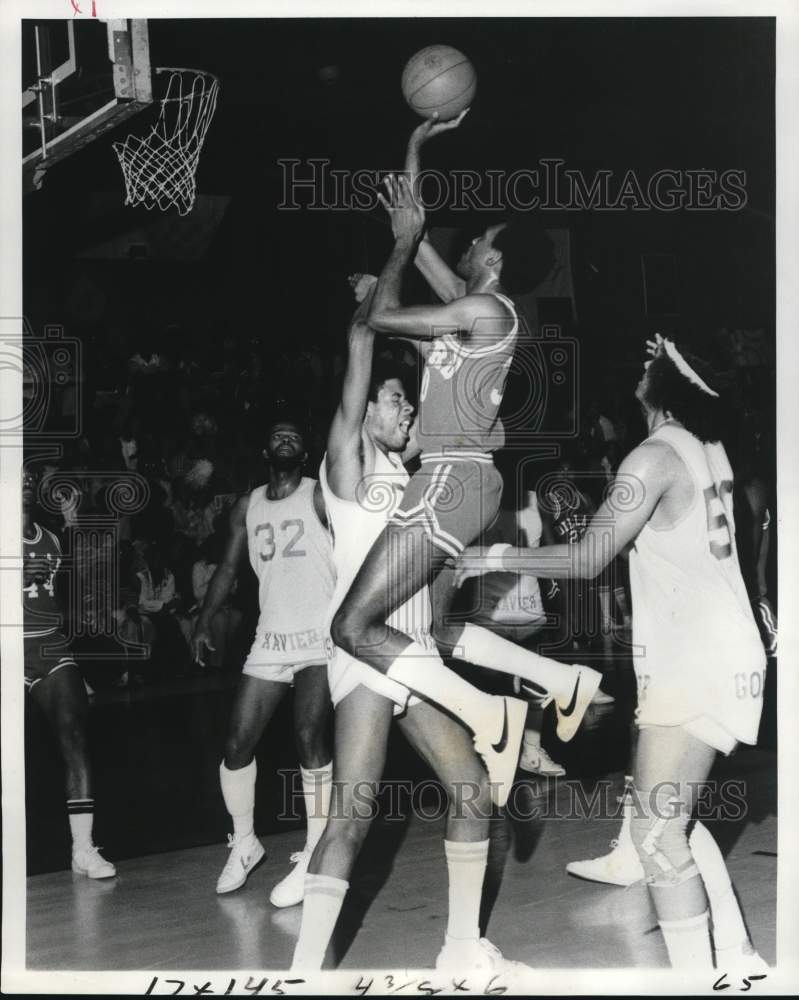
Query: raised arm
370,176,509,340
191,496,248,664
456,443,671,586
324,279,380,498
404,114,469,303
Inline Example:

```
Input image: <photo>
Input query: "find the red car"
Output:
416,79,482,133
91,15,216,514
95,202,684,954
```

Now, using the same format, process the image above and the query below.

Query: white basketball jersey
480,493,546,627
630,425,766,744
245,478,334,665
320,448,434,650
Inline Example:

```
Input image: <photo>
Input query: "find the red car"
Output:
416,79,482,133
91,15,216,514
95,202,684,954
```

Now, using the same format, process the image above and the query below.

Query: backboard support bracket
22,18,153,194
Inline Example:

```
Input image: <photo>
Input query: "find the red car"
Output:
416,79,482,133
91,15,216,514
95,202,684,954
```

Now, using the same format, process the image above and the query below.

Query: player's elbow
580,543,616,580
367,308,396,333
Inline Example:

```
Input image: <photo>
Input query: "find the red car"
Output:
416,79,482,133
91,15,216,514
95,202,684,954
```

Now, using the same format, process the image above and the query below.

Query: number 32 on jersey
255,519,306,562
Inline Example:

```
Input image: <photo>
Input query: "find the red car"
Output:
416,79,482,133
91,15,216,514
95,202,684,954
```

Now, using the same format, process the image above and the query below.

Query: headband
661,338,719,397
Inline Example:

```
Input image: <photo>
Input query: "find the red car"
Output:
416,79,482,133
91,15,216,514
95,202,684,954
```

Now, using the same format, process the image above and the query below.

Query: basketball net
113,68,220,216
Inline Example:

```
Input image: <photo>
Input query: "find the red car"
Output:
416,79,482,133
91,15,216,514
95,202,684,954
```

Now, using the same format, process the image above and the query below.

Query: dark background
22,17,776,874
24,17,775,363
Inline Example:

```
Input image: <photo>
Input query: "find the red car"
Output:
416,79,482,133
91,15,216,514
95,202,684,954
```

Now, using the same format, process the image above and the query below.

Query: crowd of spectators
27,320,775,695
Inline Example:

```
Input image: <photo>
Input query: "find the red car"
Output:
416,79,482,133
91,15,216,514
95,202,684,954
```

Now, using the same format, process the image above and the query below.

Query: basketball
401,45,477,121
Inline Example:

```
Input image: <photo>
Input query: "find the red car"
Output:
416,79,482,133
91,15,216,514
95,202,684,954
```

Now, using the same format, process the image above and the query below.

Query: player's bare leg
292,687,531,973
216,675,288,894
31,663,115,878
332,524,598,801
292,684,394,968
397,702,529,974
630,726,718,968
270,664,333,908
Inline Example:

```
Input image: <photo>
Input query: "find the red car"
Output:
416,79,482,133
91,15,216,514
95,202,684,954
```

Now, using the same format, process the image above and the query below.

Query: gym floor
24,661,777,971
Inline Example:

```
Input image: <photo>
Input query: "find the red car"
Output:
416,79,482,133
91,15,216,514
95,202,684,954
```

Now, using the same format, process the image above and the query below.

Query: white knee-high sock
220,759,256,840
658,910,714,968
445,839,489,941
459,622,579,702
291,873,348,969
690,822,751,955
301,762,333,854
386,641,502,743
67,799,94,849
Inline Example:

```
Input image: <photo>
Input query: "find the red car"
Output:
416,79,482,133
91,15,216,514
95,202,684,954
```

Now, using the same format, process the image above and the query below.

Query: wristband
486,543,511,572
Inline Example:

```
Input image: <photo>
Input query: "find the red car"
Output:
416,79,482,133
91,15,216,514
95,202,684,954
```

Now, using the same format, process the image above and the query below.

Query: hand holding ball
401,45,476,121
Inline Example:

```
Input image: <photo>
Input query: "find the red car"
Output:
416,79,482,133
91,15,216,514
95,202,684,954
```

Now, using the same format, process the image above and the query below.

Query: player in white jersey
290,277,531,978
456,335,768,971
192,419,335,906
21,465,116,879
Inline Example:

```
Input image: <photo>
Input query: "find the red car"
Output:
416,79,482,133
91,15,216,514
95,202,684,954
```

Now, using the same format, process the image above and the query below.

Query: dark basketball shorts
390,452,503,560
24,631,78,691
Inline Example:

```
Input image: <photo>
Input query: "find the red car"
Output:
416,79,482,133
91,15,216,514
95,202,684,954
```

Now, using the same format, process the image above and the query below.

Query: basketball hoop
112,68,220,216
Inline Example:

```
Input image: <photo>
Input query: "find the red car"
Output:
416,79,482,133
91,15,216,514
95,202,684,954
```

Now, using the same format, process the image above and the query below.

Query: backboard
22,18,152,193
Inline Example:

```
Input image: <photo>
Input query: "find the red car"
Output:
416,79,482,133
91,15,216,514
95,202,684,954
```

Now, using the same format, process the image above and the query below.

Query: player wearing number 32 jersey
244,476,334,674
191,420,335,907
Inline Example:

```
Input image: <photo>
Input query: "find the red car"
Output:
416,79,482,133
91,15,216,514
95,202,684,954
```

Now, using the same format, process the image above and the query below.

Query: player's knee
431,622,462,658
448,768,492,821
324,793,377,850
331,606,382,659
224,733,256,770
629,793,696,887
57,716,87,753
330,606,358,657
295,718,326,762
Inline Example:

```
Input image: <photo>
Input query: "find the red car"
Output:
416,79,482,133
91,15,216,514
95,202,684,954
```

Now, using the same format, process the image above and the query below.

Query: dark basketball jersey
416,292,519,454
23,523,63,638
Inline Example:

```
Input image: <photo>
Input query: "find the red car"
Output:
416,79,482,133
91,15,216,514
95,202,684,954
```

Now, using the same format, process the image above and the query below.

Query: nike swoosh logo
491,701,509,753
560,675,581,717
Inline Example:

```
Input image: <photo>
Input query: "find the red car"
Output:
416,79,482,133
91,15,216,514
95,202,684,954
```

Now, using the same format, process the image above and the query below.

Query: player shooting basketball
290,275,531,975
329,116,605,800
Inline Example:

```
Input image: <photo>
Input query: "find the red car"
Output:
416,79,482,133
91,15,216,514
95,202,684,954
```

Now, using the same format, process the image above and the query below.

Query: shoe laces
79,843,104,856
478,938,504,961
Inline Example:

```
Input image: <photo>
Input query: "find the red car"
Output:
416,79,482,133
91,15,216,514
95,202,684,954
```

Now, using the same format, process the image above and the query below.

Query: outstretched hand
409,108,470,149
377,174,426,244
348,273,378,303
645,332,665,358
453,546,494,589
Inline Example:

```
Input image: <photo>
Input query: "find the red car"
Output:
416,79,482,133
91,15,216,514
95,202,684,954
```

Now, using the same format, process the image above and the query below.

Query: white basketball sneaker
565,837,644,886
269,849,311,908
436,936,532,975
71,843,117,879
565,800,644,886
718,945,770,975
216,832,265,894
541,666,603,742
519,740,566,777
474,696,527,808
